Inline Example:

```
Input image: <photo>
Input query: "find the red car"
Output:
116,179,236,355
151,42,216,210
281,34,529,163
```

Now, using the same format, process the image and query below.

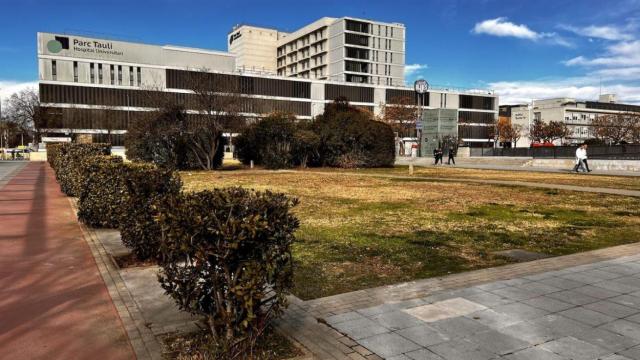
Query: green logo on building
47,39,63,53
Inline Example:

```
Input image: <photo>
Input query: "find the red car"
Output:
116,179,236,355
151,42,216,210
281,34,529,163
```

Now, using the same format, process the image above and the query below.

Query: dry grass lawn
182,169,640,300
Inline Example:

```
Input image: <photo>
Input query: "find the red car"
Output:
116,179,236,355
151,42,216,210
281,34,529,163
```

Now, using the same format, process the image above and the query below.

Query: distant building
229,17,405,86
501,94,640,146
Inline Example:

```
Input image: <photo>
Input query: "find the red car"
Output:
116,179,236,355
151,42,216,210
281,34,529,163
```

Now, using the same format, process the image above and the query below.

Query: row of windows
458,124,492,140
166,70,312,98
585,101,640,113
40,106,145,130
277,27,327,56
458,111,495,124
40,84,312,116
385,89,429,106
459,95,495,110
345,33,369,47
325,84,374,102
51,60,141,87
345,20,370,33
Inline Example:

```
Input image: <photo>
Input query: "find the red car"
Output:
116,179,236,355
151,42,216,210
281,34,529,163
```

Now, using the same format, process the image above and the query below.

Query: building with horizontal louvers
37,32,498,147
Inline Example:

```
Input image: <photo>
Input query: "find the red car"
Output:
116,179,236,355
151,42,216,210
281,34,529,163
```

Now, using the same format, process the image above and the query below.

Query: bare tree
185,70,245,170
546,121,571,144
3,88,41,146
380,96,418,138
591,113,637,145
511,124,524,146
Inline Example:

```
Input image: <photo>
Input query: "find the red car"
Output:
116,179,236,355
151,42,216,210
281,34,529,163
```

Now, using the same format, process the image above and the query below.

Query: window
345,47,369,59
390,53,393,63
390,27,394,37
137,67,141,86
129,67,134,86
345,19,370,33
110,65,115,85
90,63,95,83
118,65,122,85
52,60,57,81
73,61,78,82
98,64,103,83
345,33,369,46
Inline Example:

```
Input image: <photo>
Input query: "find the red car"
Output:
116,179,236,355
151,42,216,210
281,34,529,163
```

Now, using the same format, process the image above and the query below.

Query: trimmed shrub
119,163,182,260
157,188,299,356
77,155,126,228
51,143,112,196
46,143,70,181
235,112,297,169
312,101,395,168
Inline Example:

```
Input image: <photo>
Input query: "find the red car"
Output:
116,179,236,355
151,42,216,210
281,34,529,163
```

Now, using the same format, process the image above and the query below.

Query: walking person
581,144,592,172
447,147,456,165
433,147,443,165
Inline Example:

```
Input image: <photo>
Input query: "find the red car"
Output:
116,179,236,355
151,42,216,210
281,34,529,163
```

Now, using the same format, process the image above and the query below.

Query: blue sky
1,0,640,104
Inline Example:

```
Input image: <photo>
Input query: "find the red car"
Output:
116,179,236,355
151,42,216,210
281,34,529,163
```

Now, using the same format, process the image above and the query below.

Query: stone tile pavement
324,254,640,359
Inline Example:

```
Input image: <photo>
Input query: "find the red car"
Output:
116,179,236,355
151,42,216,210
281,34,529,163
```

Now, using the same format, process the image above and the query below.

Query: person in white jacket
573,144,592,173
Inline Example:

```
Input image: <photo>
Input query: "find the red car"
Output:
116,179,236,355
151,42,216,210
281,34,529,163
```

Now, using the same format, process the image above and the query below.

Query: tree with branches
591,113,638,145
2,88,42,146
380,96,418,138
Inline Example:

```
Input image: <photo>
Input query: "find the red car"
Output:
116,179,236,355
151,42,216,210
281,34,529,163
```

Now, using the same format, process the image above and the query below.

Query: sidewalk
0,162,135,360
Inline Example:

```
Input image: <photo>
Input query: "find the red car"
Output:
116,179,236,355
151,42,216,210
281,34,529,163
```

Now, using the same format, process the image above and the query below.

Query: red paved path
0,162,135,359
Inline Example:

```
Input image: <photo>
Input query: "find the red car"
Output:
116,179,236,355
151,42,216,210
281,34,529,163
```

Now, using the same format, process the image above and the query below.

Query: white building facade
229,17,405,86
37,31,496,147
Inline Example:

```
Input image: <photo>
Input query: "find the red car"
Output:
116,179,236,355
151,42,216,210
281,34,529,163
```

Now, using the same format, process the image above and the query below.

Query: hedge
77,155,125,228
47,143,112,196
157,188,299,354
119,163,182,261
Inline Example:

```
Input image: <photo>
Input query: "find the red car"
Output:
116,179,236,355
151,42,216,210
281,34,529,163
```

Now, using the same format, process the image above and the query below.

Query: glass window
52,60,57,81
110,65,115,85
98,64,103,83
118,65,122,85
129,67,134,86
137,67,141,86
90,63,95,83
73,61,78,82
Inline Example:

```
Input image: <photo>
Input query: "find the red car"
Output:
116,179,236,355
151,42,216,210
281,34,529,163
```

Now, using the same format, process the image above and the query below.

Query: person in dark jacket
447,147,456,165
433,148,443,165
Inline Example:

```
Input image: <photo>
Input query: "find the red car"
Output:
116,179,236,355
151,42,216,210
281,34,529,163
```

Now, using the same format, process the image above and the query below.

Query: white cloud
404,63,428,77
472,18,572,47
559,24,633,41
473,17,539,39
0,80,38,105
564,40,640,67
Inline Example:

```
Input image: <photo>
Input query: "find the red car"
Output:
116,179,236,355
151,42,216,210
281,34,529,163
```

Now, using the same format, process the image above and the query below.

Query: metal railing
471,145,640,160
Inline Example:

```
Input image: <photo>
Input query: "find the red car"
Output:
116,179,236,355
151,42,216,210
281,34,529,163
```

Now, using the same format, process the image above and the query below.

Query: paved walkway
0,162,135,359
323,253,640,360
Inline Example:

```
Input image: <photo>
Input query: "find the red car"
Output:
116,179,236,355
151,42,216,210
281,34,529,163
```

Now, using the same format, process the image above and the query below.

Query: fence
471,145,640,160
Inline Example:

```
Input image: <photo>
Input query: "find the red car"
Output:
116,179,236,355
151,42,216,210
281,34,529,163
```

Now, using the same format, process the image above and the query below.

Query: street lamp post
414,79,429,158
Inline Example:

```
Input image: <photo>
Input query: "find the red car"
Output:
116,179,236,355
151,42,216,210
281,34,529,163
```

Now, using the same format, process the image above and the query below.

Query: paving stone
539,336,612,360
404,348,445,360
583,301,640,319
539,277,586,290
529,315,593,338
557,307,616,326
498,321,556,345
358,333,422,358
619,345,640,359
602,266,640,276
404,304,459,323
433,298,487,314
429,316,491,338
516,282,563,296
389,298,428,310
356,304,399,317
572,285,621,300
387,355,413,360
610,295,640,309
502,346,568,360
600,320,640,341
599,355,634,360
428,338,497,360
326,311,366,325
523,272,557,281
395,324,451,347
475,282,510,292
466,309,522,329
332,318,390,340
559,272,603,284
522,296,576,313
463,291,514,307
546,290,600,306
580,269,624,281
371,311,424,331
492,302,550,321
572,327,640,353
491,287,541,301
465,329,530,355
594,281,640,294
500,278,535,287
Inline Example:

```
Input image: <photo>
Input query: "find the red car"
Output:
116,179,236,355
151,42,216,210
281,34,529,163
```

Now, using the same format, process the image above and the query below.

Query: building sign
229,32,242,45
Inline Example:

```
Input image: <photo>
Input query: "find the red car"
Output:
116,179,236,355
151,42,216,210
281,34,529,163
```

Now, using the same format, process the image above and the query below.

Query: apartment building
37,31,496,148
229,17,405,86
500,94,640,146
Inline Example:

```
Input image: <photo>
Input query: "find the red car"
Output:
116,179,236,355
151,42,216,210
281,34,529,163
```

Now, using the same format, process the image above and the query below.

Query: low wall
530,159,640,172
